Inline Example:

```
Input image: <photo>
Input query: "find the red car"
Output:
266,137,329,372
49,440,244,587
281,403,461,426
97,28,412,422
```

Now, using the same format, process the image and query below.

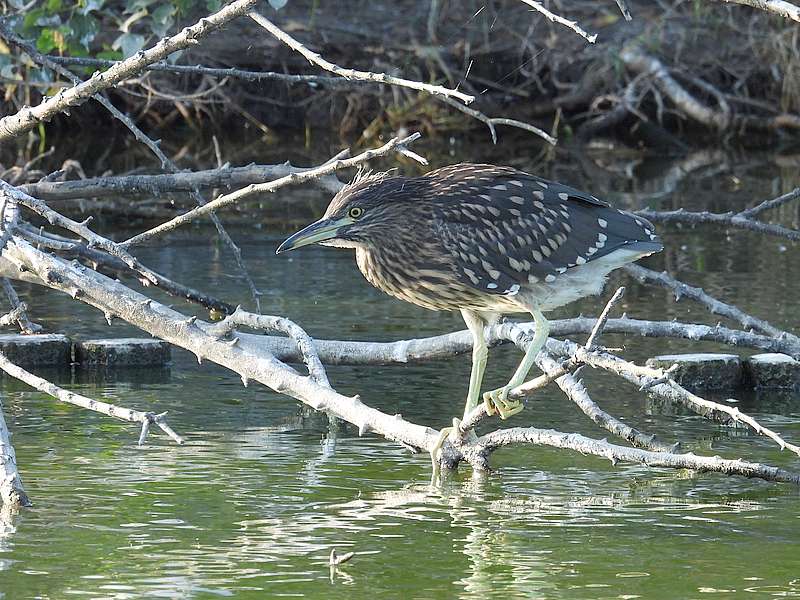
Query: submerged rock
645,353,742,390
743,353,800,389
0,334,71,367
76,338,171,368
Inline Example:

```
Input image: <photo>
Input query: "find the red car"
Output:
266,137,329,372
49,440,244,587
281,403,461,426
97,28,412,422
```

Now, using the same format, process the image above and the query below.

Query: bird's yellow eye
348,207,364,219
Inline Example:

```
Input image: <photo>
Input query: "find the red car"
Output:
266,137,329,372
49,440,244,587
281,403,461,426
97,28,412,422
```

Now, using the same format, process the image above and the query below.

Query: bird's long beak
276,217,348,254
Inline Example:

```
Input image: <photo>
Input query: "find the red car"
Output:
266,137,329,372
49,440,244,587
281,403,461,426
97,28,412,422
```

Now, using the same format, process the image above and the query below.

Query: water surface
1,144,800,598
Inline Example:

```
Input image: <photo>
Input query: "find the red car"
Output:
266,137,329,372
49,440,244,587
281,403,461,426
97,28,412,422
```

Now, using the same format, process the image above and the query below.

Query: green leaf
46,0,63,13
36,29,57,53
151,3,176,37
23,8,46,31
205,0,222,11
112,32,146,58
70,13,100,49
152,3,175,23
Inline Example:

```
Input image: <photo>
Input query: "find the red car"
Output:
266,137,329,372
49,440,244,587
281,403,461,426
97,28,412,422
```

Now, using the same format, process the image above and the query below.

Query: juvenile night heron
277,164,662,431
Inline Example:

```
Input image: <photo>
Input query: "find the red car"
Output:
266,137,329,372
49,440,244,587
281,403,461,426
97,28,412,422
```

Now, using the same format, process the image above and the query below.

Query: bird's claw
483,386,523,419
430,418,465,483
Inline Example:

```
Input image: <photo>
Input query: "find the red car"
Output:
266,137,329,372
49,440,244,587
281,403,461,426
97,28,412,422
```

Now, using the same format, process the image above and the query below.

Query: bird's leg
430,310,488,470
462,311,489,420
483,309,549,419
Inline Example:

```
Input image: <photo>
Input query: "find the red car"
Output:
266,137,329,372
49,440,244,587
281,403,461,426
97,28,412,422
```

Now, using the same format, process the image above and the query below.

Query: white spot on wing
598,218,607,228
545,274,556,283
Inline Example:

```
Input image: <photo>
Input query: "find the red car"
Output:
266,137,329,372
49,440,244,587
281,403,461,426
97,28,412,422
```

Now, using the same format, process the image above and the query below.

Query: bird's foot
430,418,478,482
483,386,523,419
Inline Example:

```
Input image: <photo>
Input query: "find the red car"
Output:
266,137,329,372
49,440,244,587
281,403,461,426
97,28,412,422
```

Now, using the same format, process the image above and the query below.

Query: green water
2,145,800,598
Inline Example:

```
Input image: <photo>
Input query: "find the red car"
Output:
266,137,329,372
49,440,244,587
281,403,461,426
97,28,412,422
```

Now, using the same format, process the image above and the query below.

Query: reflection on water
1,146,800,598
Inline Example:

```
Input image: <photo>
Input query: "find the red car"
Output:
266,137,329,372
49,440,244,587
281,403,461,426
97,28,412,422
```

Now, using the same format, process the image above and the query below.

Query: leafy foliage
5,0,228,61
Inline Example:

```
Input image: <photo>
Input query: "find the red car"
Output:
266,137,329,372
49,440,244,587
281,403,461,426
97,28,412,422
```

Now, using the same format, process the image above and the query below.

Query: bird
277,163,662,446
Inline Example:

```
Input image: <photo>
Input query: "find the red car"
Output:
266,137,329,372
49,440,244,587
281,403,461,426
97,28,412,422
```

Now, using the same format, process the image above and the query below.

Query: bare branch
207,307,330,386
43,56,359,89
0,279,41,334
518,0,598,43
1,180,158,285
636,207,800,241
547,338,800,457
247,12,473,105
615,0,633,20
223,315,800,368
624,264,798,341
23,164,344,202
0,351,184,444
621,45,800,132
121,133,423,247
716,0,800,23
474,427,800,485
738,187,800,218
539,352,677,452
0,396,30,507
439,95,557,145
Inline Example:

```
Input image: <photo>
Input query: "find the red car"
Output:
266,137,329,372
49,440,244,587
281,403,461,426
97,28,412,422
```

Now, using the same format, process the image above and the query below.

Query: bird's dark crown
324,171,426,216
320,170,431,244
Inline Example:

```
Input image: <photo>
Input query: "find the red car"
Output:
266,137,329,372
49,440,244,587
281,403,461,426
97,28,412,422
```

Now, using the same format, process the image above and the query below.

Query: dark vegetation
2,0,799,163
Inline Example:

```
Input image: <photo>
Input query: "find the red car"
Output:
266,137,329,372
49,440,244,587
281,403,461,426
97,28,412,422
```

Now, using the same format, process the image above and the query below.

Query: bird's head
276,170,426,253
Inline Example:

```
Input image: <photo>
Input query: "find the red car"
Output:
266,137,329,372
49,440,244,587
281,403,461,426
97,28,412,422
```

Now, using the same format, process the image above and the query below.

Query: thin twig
121,133,423,247
518,0,598,43
247,12,474,105
43,55,358,88
716,0,800,23
207,307,330,386
1,279,41,334
0,351,184,444
439,95,557,145
636,207,800,241
738,187,800,218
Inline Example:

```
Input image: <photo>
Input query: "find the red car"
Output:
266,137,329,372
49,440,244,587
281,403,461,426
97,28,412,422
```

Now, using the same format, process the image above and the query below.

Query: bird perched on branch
278,164,662,443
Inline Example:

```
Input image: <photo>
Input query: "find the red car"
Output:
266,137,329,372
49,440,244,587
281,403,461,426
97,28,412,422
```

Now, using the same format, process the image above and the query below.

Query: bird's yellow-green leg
483,309,549,419
430,310,488,469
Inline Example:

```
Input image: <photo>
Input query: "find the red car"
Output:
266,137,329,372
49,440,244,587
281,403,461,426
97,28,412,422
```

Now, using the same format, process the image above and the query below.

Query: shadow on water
2,141,800,598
